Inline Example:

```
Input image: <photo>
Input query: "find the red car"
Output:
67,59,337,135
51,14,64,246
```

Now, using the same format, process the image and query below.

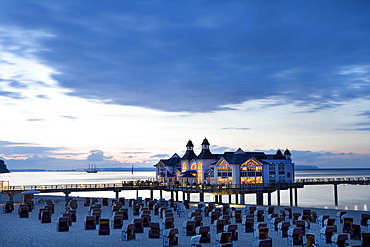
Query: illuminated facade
154,138,294,185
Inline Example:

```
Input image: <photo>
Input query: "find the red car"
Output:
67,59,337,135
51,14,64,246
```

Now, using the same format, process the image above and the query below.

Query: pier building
154,138,294,186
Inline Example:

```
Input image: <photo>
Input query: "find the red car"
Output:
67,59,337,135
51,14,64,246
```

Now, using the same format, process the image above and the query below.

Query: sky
0,1,369,170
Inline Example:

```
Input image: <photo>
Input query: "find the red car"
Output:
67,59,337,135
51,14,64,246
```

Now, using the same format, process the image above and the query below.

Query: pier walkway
1,176,370,207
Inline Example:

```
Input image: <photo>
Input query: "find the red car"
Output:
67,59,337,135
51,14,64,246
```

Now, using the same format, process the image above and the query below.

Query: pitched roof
186,140,194,147
180,170,196,178
160,170,174,177
197,149,215,159
182,150,197,160
201,138,210,145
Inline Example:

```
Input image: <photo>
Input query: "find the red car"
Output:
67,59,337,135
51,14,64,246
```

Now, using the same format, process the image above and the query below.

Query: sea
1,169,369,211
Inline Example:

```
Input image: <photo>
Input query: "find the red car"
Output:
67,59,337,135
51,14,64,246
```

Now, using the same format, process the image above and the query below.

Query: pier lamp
0,181,9,190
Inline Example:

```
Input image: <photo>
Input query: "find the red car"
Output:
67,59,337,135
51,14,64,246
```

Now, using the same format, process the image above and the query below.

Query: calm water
1,169,370,211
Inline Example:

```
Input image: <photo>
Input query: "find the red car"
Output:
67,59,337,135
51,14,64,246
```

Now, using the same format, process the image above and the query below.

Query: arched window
182,162,187,172
191,162,197,170
240,159,263,184
197,162,203,184
217,160,232,184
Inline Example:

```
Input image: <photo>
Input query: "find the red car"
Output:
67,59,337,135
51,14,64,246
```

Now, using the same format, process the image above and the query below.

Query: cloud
0,140,62,157
87,150,112,162
151,154,170,159
357,111,370,118
61,115,78,120
1,1,369,112
26,118,44,121
221,127,250,131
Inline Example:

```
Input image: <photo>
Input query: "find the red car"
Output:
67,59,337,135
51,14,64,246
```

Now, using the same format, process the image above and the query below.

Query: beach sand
0,195,368,247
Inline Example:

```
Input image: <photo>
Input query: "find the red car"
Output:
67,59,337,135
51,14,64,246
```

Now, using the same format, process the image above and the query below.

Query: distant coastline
8,167,156,172
295,165,319,169
8,166,370,172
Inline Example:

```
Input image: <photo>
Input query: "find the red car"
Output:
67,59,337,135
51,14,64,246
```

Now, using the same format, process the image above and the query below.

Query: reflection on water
1,170,370,210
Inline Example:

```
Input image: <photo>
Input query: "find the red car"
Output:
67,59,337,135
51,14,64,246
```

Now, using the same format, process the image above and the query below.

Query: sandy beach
0,195,368,247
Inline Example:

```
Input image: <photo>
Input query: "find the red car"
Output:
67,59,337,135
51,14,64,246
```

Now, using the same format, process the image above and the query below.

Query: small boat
87,163,98,173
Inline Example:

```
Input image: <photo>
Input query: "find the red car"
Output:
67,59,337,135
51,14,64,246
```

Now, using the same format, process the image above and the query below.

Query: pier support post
199,192,204,202
289,188,293,207
183,191,185,201
64,192,70,202
294,187,298,207
136,190,139,199
187,193,190,202
235,194,239,204
256,192,263,205
267,192,272,206
215,195,218,203
175,191,179,202
160,189,163,199
334,184,338,207
150,189,154,200
240,194,245,205
229,194,232,204
170,191,174,200
277,189,281,206
219,195,223,204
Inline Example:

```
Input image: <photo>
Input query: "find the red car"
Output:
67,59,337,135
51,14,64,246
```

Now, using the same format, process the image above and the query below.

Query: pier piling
334,184,338,206
294,187,298,207
256,192,263,205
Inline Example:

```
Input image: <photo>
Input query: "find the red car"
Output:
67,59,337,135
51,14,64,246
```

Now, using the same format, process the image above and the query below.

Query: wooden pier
1,176,370,207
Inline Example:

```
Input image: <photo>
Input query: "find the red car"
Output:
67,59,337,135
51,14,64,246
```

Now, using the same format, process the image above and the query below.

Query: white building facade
154,138,294,186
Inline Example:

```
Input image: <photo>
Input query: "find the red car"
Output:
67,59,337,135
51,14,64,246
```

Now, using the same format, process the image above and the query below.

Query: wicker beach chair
121,223,136,241
133,218,144,233
253,223,268,239
41,210,52,223
85,215,97,230
182,220,196,236
215,232,232,247
196,226,211,243
163,228,179,247
148,222,161,239
57,217,69,232
277,221,290,238
242,216,254,233
253,238,272,247
233,209,242,223
331,233,348,247
163,217,175,230
224,224,238,241
287,227,303,246
98,219,110,235
214,219,227,234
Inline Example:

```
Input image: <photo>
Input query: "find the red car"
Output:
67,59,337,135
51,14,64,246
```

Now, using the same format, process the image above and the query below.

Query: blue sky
0,1,369,170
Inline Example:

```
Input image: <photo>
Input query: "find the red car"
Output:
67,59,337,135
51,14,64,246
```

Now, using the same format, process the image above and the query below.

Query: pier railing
295,177,370,185
2,176,369,195
2,182,161,193
2,181,303,195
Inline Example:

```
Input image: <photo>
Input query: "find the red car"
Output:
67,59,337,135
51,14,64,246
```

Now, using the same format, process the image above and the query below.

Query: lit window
191,162,197,170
